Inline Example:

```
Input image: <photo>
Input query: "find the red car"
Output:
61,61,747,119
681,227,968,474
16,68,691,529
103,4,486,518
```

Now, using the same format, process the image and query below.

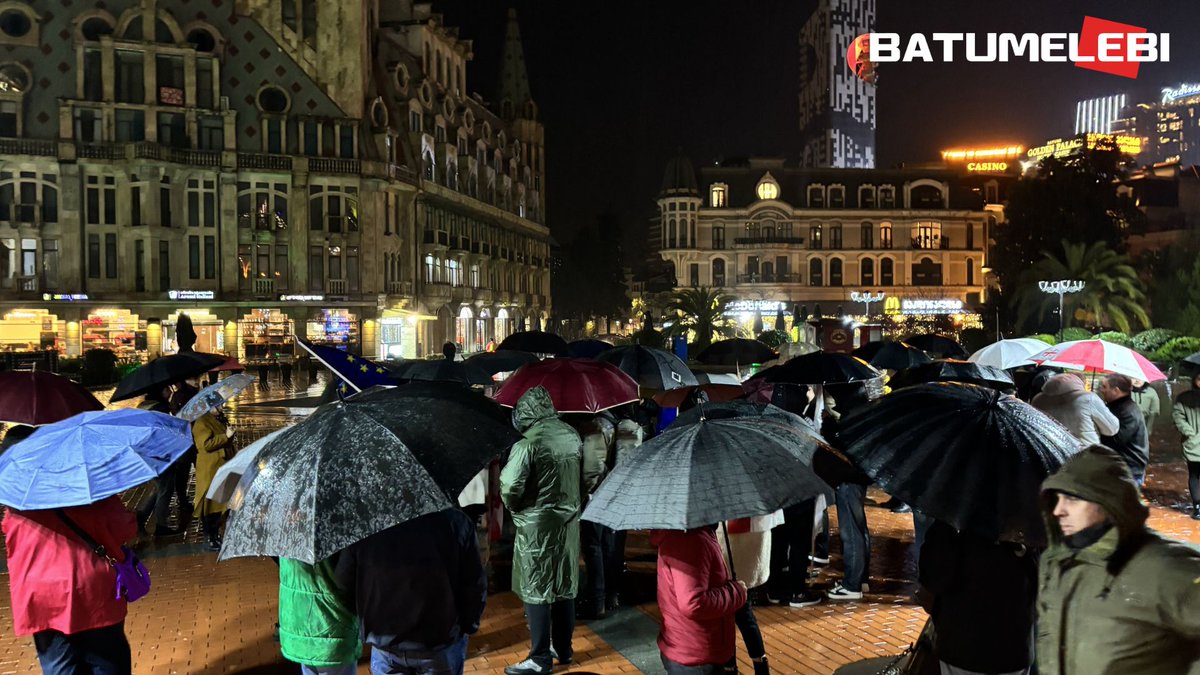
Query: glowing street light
1038,279,1086,342
850,291,886,318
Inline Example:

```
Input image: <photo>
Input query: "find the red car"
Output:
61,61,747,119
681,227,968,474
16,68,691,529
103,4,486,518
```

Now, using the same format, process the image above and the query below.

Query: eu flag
297,338,393,393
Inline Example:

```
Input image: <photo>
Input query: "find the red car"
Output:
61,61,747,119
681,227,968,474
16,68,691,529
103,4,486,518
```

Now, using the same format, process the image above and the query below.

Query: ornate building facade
0,0,550,361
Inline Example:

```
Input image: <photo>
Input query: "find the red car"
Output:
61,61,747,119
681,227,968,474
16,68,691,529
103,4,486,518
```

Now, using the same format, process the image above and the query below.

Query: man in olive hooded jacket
1037,445,1200,675
501,387,583,675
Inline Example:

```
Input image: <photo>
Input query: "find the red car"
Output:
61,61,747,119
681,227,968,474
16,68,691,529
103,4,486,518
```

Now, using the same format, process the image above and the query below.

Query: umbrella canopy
209,356,246,372
838,383,1080,545
888,359,1015,390
967,338,1053,370
497,331,569,356
669,400,817,435
177,373,257,422
653,383,745,409
1181,351,1200,377
220,383,521,563
1030,339,1167,382
390,358,492,386
904,334,969,359
694,339,778,366
0,409,194,509
111,352,226,402
582,415,832,530
0,371,104,426
206,427,287,505
465,350,539,376
596,345,699,391
567,339,616,359
492,358,639,413
851,340,932,371
750,352,880,385
695,372,741,385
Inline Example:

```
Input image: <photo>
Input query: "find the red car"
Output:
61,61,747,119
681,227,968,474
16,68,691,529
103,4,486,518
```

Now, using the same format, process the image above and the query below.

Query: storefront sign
966,161,1009,171
886,299,965,315
1026,133,1141,161
726,300,788,313
41,293,89,301
279,294,325,302
168,290,215,300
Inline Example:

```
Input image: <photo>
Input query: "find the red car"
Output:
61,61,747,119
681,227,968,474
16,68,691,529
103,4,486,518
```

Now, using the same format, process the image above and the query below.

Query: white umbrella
695,372,742,385
206,427,287,505
1030,339,1167,382
968,338,1054,370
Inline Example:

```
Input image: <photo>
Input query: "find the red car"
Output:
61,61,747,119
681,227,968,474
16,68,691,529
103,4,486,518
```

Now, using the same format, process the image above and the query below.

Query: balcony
326,279,348,295
131,142,221,167
0,139,55,157
252,278,275,297
238,153,292,172
911,236,950,250
736,273,803,284
387,280,412,295
474,288,493,303
733,237,806,247
424,282,452,302
309,158,361,174
16,276,37,293
78,144,124,160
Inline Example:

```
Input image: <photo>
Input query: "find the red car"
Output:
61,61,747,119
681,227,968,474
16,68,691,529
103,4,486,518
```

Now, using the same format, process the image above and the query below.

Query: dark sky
432,1,1200,249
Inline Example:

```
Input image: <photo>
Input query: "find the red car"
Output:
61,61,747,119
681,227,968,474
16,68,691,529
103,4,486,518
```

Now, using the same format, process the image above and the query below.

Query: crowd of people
3,348,1200,675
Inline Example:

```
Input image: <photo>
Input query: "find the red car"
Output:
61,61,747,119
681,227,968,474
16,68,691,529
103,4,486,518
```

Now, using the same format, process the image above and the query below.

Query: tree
662,286,739,350
1146,249,1200,337
552,209,629,330
1014,240,1150,334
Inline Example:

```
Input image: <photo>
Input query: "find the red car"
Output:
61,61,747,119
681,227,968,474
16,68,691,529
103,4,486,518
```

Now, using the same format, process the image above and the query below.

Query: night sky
432,1,1200,251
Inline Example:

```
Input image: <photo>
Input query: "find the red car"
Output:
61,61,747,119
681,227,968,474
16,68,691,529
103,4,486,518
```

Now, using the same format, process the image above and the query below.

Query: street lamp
1038,279,1086,342
850,291,886,318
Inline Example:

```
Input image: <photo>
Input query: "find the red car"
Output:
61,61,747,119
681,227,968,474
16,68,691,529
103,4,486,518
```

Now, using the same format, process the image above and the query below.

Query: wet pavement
0,375,1198,674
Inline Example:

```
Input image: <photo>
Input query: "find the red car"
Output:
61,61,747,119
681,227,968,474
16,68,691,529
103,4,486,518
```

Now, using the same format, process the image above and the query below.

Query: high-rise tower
798,0,876,168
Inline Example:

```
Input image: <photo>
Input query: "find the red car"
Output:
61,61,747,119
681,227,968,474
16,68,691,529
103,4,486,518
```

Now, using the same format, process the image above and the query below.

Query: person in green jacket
278,556,361,675
1172,372,1200,519
1131,379,1162,439
1037,445,1200,675
500,386,583,675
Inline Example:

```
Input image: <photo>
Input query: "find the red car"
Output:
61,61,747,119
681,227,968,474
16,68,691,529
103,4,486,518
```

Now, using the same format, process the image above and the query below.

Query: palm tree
1015,239,1150,334
662,286,740,351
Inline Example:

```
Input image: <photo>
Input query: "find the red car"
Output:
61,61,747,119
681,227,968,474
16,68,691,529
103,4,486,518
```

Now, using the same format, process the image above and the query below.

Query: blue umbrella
0,409,194,509
178,372,256,422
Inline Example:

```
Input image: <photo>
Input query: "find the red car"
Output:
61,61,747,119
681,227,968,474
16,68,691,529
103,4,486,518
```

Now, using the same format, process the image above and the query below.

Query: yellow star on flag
360,364,369,372
346,355,356,362
376,367,385,374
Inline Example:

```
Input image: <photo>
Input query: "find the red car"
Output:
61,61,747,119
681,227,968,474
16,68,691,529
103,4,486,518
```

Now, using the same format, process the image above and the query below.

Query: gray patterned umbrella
582,415,832,531
219,384,521,564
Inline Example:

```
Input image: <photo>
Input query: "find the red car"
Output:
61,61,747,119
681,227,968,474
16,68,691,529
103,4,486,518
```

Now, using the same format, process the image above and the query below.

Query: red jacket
3,496,138,636
653,527,747,667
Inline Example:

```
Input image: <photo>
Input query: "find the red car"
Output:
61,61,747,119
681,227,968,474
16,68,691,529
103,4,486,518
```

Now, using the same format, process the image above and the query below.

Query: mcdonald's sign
883,296,902,315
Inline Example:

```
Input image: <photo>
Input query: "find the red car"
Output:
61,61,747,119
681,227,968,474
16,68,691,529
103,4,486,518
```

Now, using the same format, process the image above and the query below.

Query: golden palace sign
1026,133,1142,161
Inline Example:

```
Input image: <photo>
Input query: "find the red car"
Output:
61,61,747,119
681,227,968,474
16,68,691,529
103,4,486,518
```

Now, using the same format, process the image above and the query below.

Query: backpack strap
54,509,115,563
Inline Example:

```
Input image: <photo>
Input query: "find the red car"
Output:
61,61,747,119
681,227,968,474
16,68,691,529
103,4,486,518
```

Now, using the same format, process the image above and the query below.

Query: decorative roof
660,154,699,198
497,8,533,119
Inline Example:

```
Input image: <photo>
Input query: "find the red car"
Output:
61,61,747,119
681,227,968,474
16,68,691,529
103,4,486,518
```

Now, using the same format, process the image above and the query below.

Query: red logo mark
1075,16,1144,79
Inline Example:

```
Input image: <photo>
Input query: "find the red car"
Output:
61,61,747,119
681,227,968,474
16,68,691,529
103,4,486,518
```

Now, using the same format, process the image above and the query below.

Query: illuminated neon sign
41,293,89,301
1026,133,1141,160
280,294,325,302
966,162,1009,171
941,146,1024,162
168,290,215,300
1162,83,1200,103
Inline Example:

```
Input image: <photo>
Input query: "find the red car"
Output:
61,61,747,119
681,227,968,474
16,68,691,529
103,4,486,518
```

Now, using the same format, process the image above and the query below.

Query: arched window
746,221,760,240
861,258,875,285
809,259,823,287
712,258,726,287
761,219,776,241
455,305,474,352
829,258,843,286
860,222,873,249
829,186,845,208
710,184,727,207
829,224,843,249
668,218,677,248
880,222,893,249
424,254,434,284
447,258,459,286
756,173,780,200
712,225,725,250
912,257,943,286
880,257,894,285
966,257,975,286
910,184,944,208
809,224,823,250
879,186,896,208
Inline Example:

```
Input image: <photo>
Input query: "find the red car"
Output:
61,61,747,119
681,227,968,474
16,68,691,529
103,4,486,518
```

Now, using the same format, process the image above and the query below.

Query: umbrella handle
721,520,737,581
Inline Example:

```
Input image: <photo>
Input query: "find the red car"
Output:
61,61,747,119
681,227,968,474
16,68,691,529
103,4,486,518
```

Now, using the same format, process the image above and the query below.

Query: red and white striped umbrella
1030,339,1166,382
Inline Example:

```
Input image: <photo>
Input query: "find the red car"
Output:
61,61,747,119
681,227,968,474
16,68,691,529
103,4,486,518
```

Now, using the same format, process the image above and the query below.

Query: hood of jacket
1041,444,1148,566
1040,373,1086,397
513,386,557,433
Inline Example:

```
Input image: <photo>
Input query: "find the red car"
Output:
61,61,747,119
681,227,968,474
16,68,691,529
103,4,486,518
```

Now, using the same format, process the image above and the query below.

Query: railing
0,139,55,156
16,276,37,292
78,144,124,160
309,158,361,174
733,237,806,246
736,273,803,284
131,142,165,160
387,280,411,295
238,153,293,172
424,282,452,299
252,278,275,296
169,148,220,167
326,279,347,295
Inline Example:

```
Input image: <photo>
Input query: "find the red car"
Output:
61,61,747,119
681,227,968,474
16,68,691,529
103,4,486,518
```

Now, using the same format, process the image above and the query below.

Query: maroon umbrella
491,358,639,413
0,371,105,426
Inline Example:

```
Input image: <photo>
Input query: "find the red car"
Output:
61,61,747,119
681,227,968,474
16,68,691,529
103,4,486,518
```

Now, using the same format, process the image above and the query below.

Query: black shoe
879,497,903,510
890,503,912,514
752,656,770,675
550,646,573,666
787,592,822,608
206,537,222,552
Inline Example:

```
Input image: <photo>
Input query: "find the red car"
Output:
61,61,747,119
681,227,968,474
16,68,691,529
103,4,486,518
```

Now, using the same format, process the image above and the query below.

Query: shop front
162,309,226,355
306,308,360,351
238,308,294,364
379,308,435,360
0,308,64,353
81,309,147,362
455,306,476,354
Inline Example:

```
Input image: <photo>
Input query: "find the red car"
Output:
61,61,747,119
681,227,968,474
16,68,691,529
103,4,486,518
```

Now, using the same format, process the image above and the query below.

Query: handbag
55,510,152,603
872,618,938,675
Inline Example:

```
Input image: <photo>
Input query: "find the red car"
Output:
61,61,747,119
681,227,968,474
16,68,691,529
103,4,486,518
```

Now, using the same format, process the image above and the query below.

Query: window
158,240,169,290
861,222,873,249
195,58,215,109
860,186,876,208
985,182,999,203
301,0,316,43
198,116,223,150
237,244,251,289
256,244,270,283
689,263,700,287
0,171,58,224
911,184,944,208
85,175,116,225
809,224,823,249
187,28,216,53
830,258,843,286
159,177,172,226
283,0,297,31
756,175,780,201
966,257,975,286
42,238,58,288
87,234,100,278
115,109,145,142
0,100,16,138
829,186,845,208
912,257,943,286
424,254,434,284
914,221,941,249
809,259,823,287
347,246,359,292
309,245,323,291
115,51,144,104
967,223,975,249
308,185,358,232
187,179,217,228
238,182,289,230
829,224,842,249
879,187,896,208
135,239,145,291
82,49,102,101
808,185,824,207
712,258,726,287
861,258,875,285
880,222,893,249
257,86,289,113
74,108,101,142
275,245,289,290
881,257,894,285
156,55,184,101
265,118,283,153
130,185,142,226
710,184,727,207
81,17,113,41
157,112,186,148
188,235,199,278
304,122,319,155
203,235,215,279
339,125,354,159
104,233,116,278
746,256,760,281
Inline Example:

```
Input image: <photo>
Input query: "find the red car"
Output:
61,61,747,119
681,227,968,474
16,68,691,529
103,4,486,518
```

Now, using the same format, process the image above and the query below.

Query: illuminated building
654,156,991,326
799,0,876,168
940,146,1024,174
1109,83,1200,167
1075,94,1127,134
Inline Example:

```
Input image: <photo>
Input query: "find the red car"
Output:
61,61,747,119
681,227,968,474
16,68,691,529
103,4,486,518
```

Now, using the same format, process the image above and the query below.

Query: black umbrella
465,350,539,376
111,352,226,402
1180,351,1200,377
670,400,815,435
904,334,968,358
837,383,1080,546
597,345,699,391
497,330,569,356
750,352,880,385
567,339,616,359
851,340,932,371
390,358,492,386
889,359,1014,390
219,383,521,563
694,338,778,366
582,415,832,531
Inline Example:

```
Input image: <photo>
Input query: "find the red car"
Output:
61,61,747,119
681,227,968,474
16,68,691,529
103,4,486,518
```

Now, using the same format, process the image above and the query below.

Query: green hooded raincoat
500,386,583,605
1037,445,1200,675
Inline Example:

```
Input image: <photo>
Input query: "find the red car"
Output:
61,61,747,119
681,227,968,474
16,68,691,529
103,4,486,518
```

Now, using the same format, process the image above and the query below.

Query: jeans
609,529,627,608
913,510,933,558
33,622,131,675
1188,461,1200,505
733,602,765,659
369,637,468,675
580,520,617,610
660,654,725,674
525,600,574,669
835,483,871,591
768,499,815,599
301,664,357,675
